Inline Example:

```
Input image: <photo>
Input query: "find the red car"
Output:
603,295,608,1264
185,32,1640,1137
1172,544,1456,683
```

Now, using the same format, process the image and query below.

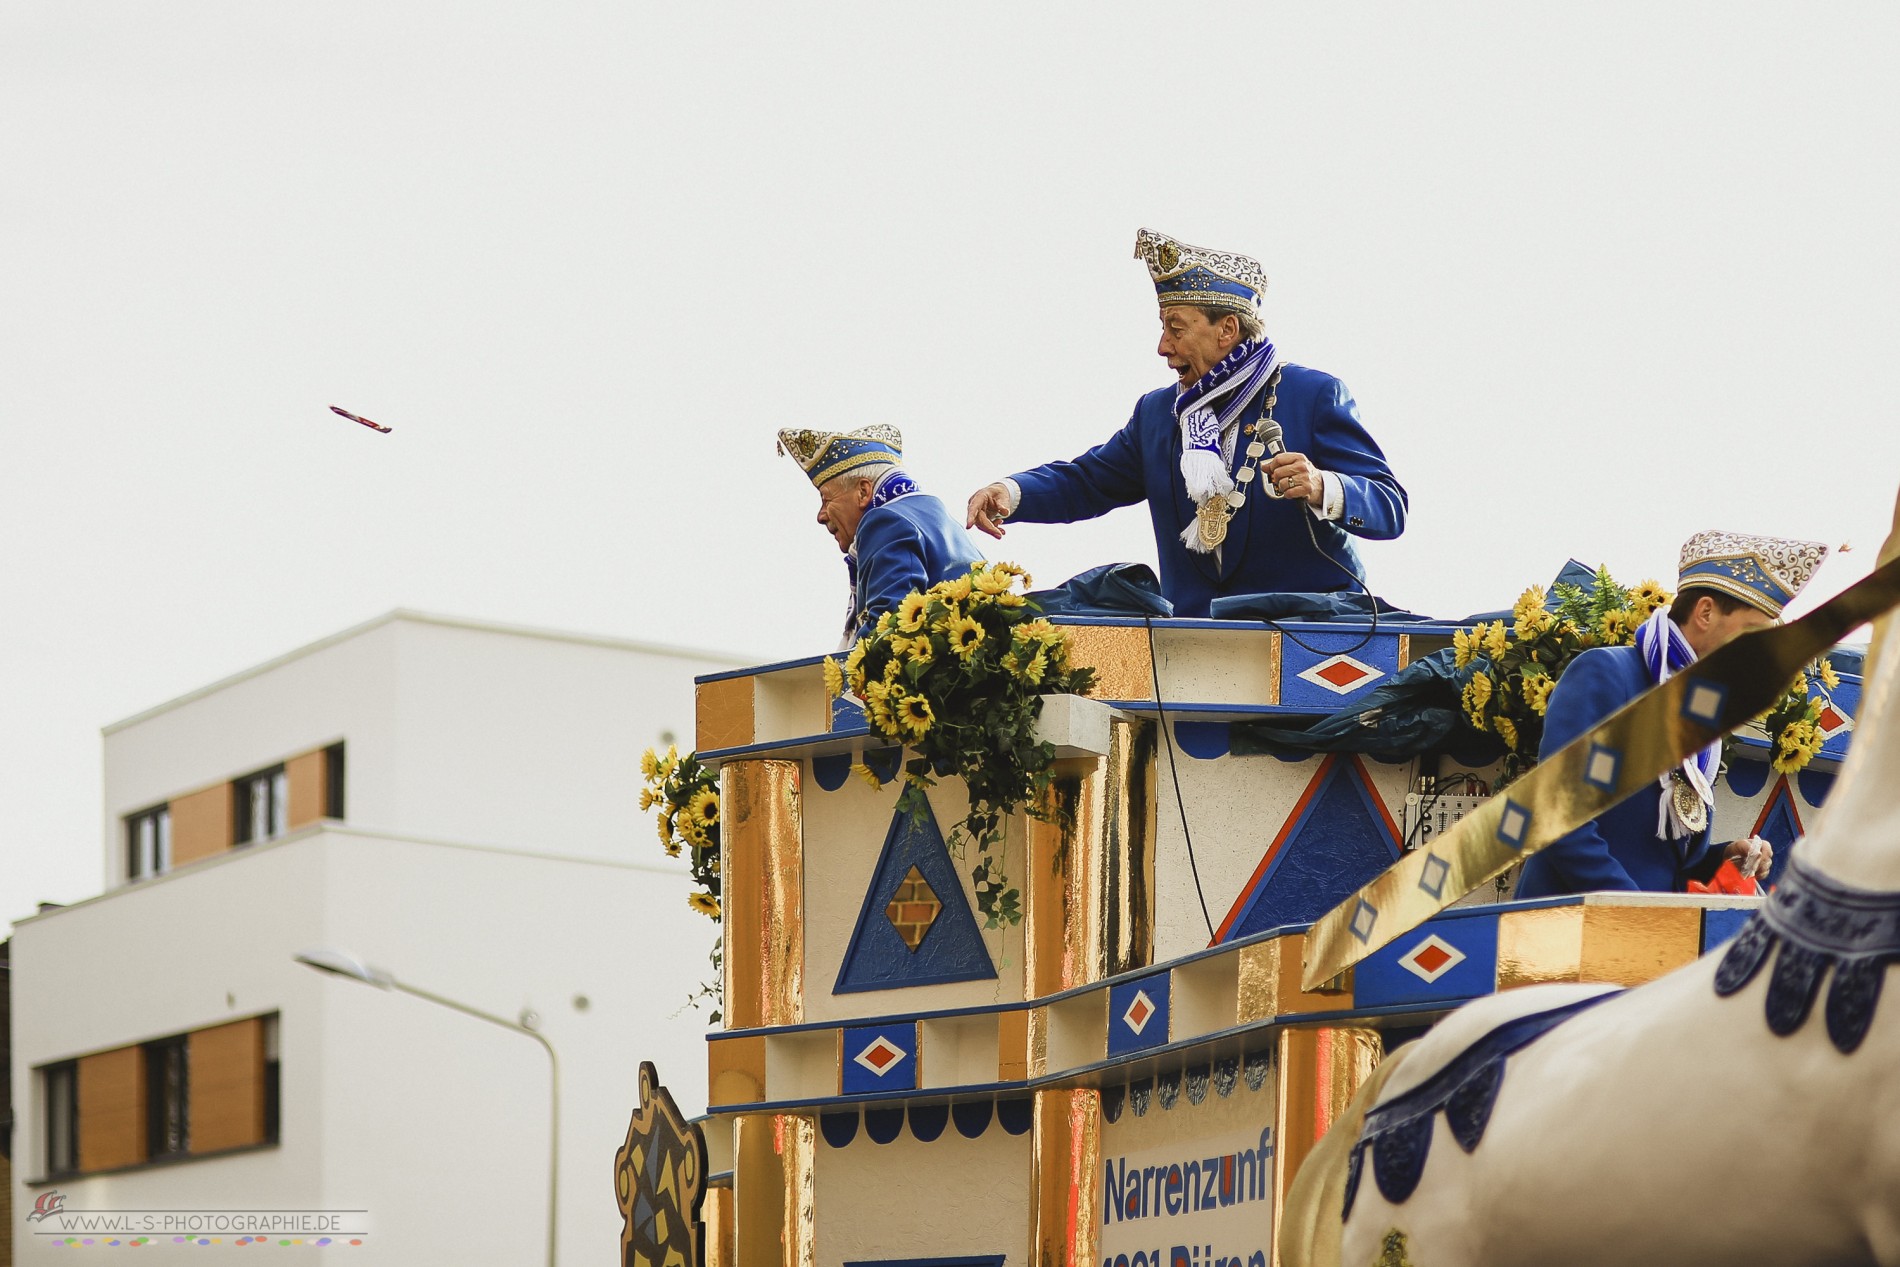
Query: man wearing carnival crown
778,424,985,646
1514,531,1828,899
965,229,1407,618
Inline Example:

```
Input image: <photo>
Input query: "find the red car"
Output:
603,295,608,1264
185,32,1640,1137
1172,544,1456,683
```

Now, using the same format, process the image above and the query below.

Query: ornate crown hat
776,425,902,488
1677,530,1829,617
1134,228,1267,315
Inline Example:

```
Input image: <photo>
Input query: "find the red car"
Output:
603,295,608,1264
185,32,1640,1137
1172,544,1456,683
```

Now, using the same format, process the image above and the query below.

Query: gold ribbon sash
1302,554,1900,991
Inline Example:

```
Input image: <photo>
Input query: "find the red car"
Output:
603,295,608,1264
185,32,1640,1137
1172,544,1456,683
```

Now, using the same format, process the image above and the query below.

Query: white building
9,611,742,1264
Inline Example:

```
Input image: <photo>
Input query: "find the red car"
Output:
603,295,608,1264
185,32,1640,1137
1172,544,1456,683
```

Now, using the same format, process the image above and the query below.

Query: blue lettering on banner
1100,1250,1267,1267
1101,1129,1274,1225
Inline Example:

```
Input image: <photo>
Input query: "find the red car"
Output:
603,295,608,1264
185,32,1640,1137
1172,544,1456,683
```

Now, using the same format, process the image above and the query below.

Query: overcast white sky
4,3,1897,929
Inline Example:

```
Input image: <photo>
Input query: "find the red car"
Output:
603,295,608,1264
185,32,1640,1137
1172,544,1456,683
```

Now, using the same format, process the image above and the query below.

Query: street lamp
295,949,561,1267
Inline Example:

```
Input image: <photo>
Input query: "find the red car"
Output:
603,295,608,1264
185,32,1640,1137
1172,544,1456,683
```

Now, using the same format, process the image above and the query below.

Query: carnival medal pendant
1196,495,1230,549
1670,770,1709,832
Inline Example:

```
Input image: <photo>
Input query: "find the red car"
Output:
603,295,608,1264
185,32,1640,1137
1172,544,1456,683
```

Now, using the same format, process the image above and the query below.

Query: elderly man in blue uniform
965,229,1407,618
1515,531,1829,899
779,424,985,644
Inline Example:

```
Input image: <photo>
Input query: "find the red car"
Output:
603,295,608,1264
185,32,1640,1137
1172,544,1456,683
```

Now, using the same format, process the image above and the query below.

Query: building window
323,742,346,819
126,805,172,880
144,1036,190,1159
263,1014,282,1144
233,766,287,846
44,1061,79,1176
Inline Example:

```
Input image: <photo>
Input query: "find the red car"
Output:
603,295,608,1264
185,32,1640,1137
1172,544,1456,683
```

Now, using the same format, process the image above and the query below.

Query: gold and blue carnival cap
1678,530,1829,617
1134,228,1268,315
776,425,903,488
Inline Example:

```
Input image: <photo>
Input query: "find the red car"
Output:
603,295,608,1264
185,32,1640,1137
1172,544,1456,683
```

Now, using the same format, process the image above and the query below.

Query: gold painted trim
721,761,804,1030
998,1009,1030,1082
1496,906,1585,989
1498,904,1711,989
1396,633,1412,671
1266,630,1282,706
1027,1005,1049,1080
1304,552,1900,989
1063,624,1155,702
1579,906,1703,984
708,1035,767,1106
1238,936,1353,1023
697,677,756,752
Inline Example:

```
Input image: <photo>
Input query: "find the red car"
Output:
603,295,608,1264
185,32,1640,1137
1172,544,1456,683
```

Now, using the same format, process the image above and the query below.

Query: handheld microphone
1258,417,1285,457
1257,417,1286,495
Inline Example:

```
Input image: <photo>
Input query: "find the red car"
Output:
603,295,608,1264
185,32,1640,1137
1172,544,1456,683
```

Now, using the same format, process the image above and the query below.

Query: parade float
613,538,1898,1266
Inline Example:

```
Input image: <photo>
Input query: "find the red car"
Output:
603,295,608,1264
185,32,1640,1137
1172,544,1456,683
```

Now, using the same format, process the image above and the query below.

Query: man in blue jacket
966,228,1407,618
1515,530,1829,899
778,424,985,645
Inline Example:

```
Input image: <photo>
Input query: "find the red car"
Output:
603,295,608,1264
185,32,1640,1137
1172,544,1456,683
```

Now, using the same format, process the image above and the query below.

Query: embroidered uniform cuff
1312,470,1345,522
1001,477,1022,515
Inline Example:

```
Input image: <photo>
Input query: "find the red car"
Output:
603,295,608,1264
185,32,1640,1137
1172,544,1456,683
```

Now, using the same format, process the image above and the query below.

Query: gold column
700,1185,736,1267
731,1115,783,1267
1271,1026,1382,1267
1102,717,1158,978
720,760,804,1030
730,1113,815,1267
780,1114,816,1267
1025,717,1155,1265
1030,1087,1103,1267
1024,716,1157,996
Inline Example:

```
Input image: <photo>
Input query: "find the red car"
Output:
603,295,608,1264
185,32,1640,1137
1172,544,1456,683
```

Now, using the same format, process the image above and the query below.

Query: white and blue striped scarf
1636,607,1720,842
1175,335,1280,506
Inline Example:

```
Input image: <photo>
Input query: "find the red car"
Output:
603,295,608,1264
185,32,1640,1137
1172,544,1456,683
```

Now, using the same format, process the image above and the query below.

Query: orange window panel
77,1047,146,1173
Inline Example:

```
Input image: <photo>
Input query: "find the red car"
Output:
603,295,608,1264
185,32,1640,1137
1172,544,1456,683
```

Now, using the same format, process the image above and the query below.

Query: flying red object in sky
330,405,391,433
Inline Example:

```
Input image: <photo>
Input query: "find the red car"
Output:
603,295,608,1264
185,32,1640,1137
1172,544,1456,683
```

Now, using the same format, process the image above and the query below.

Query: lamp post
295,949,560,1267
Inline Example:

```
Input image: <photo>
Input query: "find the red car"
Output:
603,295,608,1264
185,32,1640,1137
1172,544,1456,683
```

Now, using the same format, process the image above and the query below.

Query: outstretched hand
967,483,1011,539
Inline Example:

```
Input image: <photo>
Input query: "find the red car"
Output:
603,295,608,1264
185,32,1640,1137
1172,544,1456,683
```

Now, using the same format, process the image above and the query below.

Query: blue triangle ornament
834,798,997,995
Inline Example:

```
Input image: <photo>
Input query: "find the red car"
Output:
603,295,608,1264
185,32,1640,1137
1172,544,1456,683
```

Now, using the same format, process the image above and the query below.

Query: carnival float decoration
613,510,1892,1265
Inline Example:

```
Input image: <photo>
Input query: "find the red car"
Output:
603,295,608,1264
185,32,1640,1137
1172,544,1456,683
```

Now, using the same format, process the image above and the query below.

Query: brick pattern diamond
885,865,943,952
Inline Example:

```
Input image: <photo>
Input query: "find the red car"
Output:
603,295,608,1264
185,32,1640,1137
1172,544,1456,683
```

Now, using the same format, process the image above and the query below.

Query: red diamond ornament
1411,944,1452,975
1299,653,1385,695
852,1035,908,1076
1316,660,1371,689
1816,704,1852,739
1398,934,1467,984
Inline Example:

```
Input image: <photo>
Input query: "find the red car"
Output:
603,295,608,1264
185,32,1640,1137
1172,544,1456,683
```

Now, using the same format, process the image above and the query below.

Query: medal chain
1194,369,1281,549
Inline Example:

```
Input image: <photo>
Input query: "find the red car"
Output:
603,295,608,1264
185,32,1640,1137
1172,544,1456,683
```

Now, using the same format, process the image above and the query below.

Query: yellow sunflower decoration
1454,566,1675,785
829,561,1095,928
639,744,722,923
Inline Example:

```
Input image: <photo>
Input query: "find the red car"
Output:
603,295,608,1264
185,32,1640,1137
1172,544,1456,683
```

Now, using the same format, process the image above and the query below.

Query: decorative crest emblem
615,1061,707,1267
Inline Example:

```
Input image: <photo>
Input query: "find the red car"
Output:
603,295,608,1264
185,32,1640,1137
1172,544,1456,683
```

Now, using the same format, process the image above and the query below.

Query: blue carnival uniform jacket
851,492,986,639
1007,365,1407,618
1514,644,1722,898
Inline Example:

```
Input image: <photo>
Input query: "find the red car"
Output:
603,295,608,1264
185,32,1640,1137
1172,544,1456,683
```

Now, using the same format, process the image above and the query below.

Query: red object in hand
1687,859,1762,897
